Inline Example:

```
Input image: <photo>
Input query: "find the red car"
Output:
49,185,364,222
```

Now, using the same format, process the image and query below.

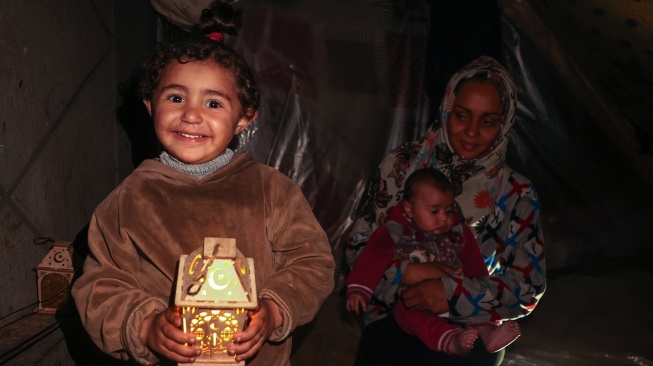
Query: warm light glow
195,327,205,341
189,254,203,275
174,238,257,364
186,256,250,301
237,258,247,275
181,306,247,357
182,257,251,302
207,266,230,291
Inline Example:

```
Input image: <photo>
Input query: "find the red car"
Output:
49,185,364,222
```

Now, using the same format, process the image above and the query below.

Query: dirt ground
290,269,653,366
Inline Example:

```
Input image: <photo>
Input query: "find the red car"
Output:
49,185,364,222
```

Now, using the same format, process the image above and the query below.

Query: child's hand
346,293,367,315
228,298,282,363
141,307,200,363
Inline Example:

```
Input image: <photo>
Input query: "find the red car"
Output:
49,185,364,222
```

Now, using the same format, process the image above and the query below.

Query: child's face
144,60,256,164
403,183,455,235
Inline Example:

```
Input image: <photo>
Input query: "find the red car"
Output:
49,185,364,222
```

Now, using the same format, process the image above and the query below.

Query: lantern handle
34,236,57,245
186,243,222,296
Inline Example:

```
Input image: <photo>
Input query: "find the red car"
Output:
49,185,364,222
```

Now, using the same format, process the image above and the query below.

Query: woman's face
446,79,502,160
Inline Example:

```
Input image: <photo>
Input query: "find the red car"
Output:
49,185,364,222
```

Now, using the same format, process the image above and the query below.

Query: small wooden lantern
34,240,74,314
174,238,257,366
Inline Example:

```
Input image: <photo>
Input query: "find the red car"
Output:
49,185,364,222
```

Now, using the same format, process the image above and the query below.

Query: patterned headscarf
413,56,518,226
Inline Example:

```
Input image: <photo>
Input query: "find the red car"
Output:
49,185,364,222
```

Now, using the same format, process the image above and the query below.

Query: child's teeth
179,133,201,138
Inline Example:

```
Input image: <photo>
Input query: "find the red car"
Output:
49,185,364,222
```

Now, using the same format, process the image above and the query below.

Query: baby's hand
141,307,200,363
228,299,281,363
346,293,367,315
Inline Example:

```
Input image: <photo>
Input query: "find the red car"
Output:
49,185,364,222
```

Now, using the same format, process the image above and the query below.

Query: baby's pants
393,300,466,353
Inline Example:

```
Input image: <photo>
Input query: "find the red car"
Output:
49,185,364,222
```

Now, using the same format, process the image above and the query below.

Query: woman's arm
402,178,545,323
401,262,462,285
442,178,546,323
400,224,486,312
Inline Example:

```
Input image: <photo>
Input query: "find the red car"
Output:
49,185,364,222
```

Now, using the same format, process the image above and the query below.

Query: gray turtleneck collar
158,149,234,179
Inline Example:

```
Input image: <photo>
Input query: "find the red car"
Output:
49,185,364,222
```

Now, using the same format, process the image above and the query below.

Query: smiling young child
346,168,520,356
72,2,334,365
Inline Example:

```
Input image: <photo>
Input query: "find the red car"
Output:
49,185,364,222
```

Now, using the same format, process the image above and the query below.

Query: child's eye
166,95,184,103
206,100,222,109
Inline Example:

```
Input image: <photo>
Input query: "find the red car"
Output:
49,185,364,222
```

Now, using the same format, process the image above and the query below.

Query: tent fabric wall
502,0,653,154
147,0,653,275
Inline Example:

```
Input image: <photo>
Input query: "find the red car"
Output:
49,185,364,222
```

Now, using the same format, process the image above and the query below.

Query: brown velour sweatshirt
72,152,335,365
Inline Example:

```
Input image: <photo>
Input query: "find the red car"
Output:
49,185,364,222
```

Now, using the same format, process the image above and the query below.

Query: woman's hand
401,278,449,314
228,298,282,363
141,307,200,363
402,262,462,285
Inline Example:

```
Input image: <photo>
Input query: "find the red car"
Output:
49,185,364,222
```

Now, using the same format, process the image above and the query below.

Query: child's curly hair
137,0,260,119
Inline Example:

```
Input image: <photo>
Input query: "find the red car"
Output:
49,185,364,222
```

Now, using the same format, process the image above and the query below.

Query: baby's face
405,183,455,235
144,59,252,164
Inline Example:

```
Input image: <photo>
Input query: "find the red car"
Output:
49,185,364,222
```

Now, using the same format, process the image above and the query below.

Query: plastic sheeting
145,0,653,364
148,0,653,270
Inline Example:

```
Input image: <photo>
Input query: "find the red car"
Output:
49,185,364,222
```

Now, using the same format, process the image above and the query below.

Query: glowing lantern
34,240,74,314
174,238,257,366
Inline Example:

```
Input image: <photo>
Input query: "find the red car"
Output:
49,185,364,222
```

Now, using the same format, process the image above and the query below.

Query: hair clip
205,32,224,42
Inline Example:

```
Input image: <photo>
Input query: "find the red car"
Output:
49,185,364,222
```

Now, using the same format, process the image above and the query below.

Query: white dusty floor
290,270,653,366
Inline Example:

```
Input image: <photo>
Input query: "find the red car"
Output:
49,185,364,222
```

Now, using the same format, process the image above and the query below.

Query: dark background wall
0,1,157,363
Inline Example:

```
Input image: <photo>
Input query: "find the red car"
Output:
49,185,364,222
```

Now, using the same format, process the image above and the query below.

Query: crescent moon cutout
208,268,229,291
189,255,203,275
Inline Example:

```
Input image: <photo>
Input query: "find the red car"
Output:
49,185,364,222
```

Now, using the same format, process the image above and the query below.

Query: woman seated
346,56,546,366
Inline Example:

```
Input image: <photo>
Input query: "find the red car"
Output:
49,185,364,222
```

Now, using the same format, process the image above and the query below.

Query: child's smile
178,132,205,139
144,59,254,164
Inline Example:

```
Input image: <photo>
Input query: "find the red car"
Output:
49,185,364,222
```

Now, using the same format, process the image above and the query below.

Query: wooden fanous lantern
34,240,74,314
175,238,257,366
